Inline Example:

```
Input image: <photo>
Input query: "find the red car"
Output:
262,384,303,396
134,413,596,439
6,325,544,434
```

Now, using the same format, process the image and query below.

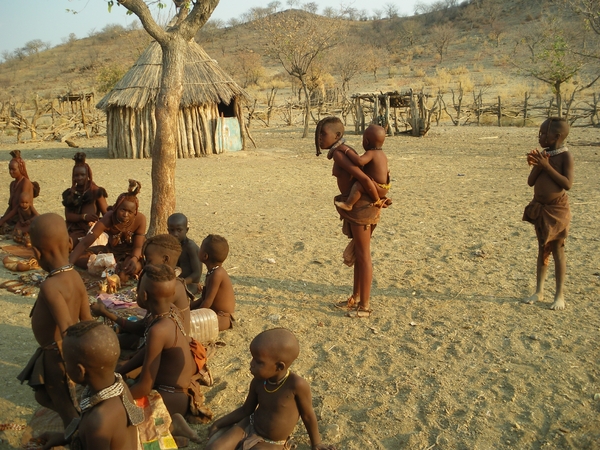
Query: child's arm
533,151,574,190
184,245,202,287
295,378,333,450
208,379,259,438
117,348,145,377
128,323,166,399
31,205,40,217
332,151,379,202
69,218,108,264
341,148,375,167
121,216,146,274
194,270,223,309
91,300,146,336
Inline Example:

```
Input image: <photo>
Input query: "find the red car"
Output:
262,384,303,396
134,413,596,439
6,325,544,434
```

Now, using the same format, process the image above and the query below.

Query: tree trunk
555,81,563,117
301,78,310,138
148,38,186,236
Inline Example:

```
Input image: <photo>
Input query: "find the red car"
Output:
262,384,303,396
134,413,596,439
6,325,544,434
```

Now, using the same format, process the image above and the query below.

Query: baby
334,124,390,211
191,234,235,331
207,328,335,450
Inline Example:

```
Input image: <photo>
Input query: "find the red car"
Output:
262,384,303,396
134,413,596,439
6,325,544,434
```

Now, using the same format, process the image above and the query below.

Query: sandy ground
0,124,599,450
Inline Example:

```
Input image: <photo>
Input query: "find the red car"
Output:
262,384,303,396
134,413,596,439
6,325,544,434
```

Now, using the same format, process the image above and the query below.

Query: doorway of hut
216,102,242,152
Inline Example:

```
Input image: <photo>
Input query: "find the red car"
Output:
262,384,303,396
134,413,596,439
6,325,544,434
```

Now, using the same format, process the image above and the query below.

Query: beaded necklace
543,146,568,157
47,264,74,278
263,369,290,393
206,265,220,277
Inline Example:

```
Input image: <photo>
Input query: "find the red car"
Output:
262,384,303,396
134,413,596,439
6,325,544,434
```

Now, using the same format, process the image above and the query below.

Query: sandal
346,306,372,318
0,279,24,292
334,295,358,310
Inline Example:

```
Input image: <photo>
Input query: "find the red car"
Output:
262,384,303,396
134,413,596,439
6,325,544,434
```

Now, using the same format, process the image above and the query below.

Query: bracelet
82,214,87,221
344,148,348,155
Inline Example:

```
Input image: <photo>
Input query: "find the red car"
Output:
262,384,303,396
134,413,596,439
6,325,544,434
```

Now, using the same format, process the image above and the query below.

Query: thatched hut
97,41,250,158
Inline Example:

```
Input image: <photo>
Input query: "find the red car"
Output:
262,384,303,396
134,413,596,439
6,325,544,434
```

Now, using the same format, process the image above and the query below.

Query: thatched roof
97,40,249,111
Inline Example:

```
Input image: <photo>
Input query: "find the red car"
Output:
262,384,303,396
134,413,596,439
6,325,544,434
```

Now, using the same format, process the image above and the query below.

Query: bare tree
333,44,362,92
430,23,455,62
513,19,599,116
569,0,600,34
115,0,219,235
383,3,399,19
267,1,281,13
302,2,319,14
261,12,340,137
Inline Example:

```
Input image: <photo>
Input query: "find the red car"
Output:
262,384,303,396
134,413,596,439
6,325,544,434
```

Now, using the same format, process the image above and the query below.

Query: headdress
113,179,142,213
72,152,93,182
9,150,29,179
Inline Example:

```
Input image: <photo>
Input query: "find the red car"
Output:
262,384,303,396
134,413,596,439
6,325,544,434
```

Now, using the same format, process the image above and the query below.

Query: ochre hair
144,234,182,254
202,234,229,263
72,152,93,182
143,263,176,282
314,116,344,156
65,320,104,338
9,150,30,179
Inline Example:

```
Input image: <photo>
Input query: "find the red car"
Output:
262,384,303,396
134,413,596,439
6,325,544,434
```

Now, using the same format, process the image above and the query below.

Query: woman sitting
62,152,109,243
70,180,146,283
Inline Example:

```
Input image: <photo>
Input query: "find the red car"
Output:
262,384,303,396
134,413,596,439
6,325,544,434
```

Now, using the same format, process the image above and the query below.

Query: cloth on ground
523,192,571,264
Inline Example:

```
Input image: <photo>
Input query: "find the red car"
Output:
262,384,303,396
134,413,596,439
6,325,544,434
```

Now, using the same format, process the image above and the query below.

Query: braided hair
143,263,176,282
314,116,344,156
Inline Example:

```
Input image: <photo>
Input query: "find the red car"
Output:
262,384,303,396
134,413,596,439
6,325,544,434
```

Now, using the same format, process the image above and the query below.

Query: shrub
96,65,127,93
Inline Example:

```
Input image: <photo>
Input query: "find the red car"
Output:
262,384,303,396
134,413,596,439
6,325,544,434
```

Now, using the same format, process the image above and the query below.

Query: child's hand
91,299,109,317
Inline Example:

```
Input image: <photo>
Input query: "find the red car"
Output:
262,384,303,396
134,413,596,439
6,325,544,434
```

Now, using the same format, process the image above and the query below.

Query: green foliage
96,65,127,93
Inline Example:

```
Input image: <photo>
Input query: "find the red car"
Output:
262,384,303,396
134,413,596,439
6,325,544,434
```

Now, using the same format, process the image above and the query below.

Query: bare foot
550,294,565,310
170,413,201,444
334,201,352,211
523,293,543,304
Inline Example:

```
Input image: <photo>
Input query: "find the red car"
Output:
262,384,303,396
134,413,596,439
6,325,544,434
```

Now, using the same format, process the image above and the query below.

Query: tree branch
117,0,167,41
179,0,220,40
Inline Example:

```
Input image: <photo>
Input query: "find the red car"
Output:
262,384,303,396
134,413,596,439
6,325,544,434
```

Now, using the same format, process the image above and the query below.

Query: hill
0,0,598,136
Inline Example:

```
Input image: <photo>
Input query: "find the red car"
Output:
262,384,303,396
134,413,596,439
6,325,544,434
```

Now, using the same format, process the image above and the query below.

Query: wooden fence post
497,95,502,127
523,92,529,127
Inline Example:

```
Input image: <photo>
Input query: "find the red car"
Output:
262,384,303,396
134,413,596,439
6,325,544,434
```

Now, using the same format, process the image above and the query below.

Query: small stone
267,314,280,322
529,335,539,341
409,322,417,326
266,258,276,264
593,393,600,400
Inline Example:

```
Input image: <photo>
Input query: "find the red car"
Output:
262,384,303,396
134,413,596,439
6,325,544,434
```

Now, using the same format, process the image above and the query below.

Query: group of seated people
3,151,333,449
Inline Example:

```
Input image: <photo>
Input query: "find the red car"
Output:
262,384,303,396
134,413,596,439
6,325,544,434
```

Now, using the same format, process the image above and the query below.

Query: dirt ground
0,124,599,450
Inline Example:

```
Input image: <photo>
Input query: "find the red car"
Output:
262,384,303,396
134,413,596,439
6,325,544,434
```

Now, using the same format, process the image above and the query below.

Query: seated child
70,179,146,283
127,264,212,439
17,213,93,430
37,321,143,449
168,213,202,294
334,124,390,211
190,234,235,331
0,150,39,233
13,191,39,247
206,328,335,450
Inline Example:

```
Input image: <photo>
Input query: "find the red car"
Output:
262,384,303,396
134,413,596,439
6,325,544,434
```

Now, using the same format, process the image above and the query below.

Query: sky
0,0,435,56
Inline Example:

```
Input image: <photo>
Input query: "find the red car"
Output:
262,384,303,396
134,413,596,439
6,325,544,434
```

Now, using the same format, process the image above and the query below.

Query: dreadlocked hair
65,320,104,338
9,150,30,179
113,179,142,212
314,116,344,156
143,234,182,256
143,263,176,282
202,234,229,263
72,152,93,181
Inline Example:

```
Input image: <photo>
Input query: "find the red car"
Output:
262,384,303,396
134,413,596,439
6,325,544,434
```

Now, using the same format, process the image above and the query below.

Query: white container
189,309,219,345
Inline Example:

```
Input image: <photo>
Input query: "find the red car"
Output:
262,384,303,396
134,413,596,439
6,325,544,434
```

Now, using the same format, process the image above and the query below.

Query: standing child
523,117,574,310
37,321,143,449
0,150,39,233
17,213,93,430
334,124,390,211
206,328,335,450
190,234,235,331
167,213,202,294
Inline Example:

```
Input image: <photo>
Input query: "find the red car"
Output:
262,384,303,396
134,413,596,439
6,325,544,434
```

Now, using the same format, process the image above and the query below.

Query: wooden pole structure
497,95,502,127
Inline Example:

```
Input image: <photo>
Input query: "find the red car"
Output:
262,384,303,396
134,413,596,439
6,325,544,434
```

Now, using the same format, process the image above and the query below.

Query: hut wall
106,101,226,159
